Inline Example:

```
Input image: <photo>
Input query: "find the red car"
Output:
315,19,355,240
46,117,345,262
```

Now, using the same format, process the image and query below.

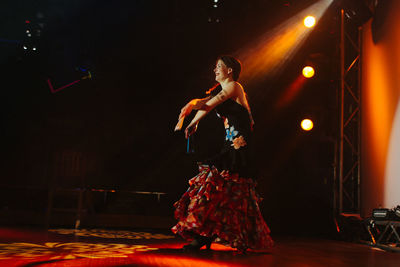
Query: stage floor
0,227,398,267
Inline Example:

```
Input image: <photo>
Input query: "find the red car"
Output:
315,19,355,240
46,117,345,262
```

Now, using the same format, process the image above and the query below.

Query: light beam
236,0,333,84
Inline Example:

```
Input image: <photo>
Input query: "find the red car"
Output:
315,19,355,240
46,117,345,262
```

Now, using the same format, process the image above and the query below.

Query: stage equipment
46,66,93,94
335,4,365,215
371,206,400,221
372,208,390,220
301,119,314,131
340,0,373,26
22,16,44,53
302,66,315,78
366,217,400,252
304,16,316,28
335,0,381,215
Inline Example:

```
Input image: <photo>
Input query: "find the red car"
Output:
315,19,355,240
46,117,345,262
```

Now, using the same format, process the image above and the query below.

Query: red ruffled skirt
171,164,273,251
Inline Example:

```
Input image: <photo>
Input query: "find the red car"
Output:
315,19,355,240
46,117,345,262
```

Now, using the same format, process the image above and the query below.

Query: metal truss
336,9,362,214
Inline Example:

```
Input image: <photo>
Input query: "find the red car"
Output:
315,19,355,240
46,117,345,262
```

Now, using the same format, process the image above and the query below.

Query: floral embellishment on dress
231,136,247,149
225,125,238,141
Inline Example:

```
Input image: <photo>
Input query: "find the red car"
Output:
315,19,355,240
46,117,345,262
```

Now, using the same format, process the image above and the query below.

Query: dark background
0,0,340,236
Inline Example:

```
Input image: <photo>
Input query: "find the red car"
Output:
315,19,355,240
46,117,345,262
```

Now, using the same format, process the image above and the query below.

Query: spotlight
372,208,389,220
301,119,314,131
304,16,316,28
302,66,315,78
340,0,373,26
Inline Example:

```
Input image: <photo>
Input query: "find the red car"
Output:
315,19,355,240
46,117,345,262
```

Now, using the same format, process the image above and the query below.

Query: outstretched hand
175,101,195,131
174,117,184,131
179,101,194,121
185,123,198,139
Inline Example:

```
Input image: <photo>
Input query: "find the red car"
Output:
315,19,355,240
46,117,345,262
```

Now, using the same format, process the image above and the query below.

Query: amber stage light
304,16,316,28
302,66,315,78
301,119,314,131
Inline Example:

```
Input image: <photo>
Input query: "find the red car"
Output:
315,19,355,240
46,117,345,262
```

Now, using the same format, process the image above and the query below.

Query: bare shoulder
234,82,249,107
233,81,246,96
224,81,242,93
234,81,244,89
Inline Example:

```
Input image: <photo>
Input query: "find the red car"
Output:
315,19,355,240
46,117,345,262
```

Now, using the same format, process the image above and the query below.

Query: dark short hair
218,55,242,81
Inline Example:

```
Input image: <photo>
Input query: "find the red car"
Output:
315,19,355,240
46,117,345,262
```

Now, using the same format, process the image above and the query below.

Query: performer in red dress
172,55,273,253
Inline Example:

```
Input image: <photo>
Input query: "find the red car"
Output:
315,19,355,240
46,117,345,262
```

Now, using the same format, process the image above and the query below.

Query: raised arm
185,83,238,138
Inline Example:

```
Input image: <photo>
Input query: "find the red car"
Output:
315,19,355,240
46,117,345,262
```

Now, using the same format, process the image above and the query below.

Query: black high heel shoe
182,236,212,251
